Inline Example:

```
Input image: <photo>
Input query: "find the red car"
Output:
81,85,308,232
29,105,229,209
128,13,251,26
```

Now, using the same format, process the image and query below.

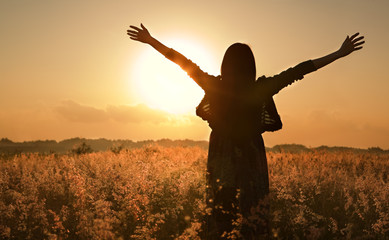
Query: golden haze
0,0,388,148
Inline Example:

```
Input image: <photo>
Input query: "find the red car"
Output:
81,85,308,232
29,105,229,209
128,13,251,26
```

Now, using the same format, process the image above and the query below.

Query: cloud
48,100,210,141
264,109,389,148
54,100,192,124
4,101,388,148
55,100,109,123
106,104,167,123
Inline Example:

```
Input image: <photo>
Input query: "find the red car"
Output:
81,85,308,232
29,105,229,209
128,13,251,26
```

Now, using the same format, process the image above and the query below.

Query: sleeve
255,60,317,97
163,48,218,91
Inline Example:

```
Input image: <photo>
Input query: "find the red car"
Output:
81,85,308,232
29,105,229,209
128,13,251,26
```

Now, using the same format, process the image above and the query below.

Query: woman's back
127,24,365,239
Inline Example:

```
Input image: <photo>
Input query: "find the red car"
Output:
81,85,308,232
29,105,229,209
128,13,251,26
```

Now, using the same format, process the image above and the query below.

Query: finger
350,32,359,40
352,36,364,43
127,30,138,34
130,25,142,31
130,26,142,32
130,37,139,41
128,33,138,37
354,41,365,47
354,46,363,51
141,23,147,30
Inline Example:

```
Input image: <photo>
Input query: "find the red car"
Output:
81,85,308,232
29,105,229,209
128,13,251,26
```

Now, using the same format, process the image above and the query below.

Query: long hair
221,43,256,87
196,42,283,135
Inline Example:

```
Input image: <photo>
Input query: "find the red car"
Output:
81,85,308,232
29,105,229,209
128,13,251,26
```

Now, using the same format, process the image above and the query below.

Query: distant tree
0,138,13,143
368,146,384,153
110,144,123,154
72,142,93,155
271,144,309,153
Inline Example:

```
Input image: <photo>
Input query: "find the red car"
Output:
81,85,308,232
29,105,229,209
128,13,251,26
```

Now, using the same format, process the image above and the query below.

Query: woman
127,24,364,239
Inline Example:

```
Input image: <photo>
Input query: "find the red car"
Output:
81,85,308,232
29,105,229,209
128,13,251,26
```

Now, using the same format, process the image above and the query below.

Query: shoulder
203,75,222,92
256,75,267,81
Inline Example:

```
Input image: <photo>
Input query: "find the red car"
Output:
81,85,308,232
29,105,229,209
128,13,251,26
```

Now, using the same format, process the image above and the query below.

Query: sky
1,0,388,148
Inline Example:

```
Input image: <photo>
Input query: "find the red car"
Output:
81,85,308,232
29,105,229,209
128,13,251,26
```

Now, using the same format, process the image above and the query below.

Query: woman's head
221,43,256,86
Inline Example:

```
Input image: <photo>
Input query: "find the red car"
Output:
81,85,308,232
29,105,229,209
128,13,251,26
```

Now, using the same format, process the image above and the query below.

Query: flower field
0,146,388,239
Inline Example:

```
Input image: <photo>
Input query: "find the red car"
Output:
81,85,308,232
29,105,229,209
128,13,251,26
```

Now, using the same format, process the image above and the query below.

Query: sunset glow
131,38,216,114
0,0,388,148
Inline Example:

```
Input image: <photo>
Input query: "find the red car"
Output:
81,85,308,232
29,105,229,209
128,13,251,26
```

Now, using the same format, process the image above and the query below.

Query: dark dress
164,48,316,239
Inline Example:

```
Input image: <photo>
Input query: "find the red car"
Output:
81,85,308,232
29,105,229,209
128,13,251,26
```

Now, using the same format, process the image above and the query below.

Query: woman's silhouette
127,24,364,239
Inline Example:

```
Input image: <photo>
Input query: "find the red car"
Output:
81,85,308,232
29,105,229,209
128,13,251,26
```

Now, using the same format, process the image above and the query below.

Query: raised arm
127,24,170,56
127,24,216,90
312,33,365,69
254,33,365,98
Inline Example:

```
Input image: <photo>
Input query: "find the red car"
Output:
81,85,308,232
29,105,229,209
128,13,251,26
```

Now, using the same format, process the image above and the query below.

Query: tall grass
0,146,387,239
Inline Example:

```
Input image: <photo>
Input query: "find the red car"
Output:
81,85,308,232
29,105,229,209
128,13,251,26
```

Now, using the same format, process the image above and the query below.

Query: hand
338,33,365,57
127,24,153,44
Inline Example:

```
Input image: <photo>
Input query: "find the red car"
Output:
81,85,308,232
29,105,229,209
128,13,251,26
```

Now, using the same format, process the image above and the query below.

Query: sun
131,37,218,114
